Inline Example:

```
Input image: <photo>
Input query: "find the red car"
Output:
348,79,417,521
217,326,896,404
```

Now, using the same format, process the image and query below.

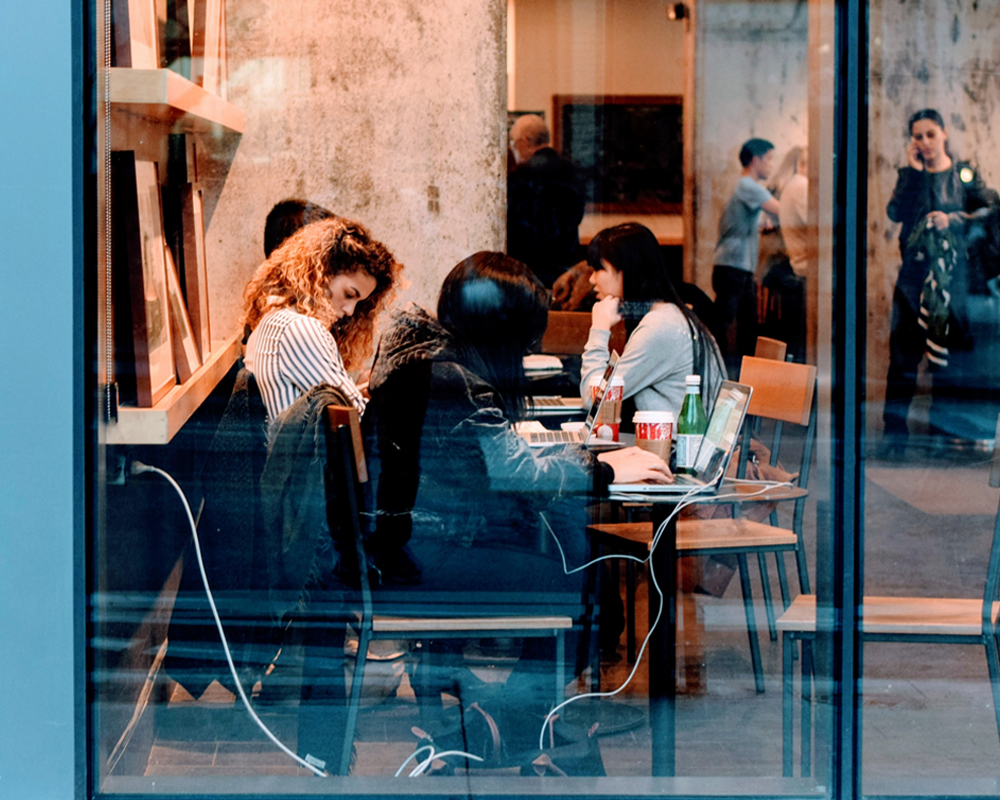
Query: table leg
648,505,676,776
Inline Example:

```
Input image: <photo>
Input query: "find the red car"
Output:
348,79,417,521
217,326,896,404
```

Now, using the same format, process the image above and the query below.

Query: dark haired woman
580,223,726,418
364,253,669,721
882,109,998,451
366,251,670,577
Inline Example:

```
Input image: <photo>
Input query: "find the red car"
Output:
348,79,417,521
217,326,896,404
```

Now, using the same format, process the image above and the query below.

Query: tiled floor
128,441,1000,788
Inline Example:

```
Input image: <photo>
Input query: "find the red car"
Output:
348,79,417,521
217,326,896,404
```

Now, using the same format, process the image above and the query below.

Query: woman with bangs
242,216,402,422
580,223,725,419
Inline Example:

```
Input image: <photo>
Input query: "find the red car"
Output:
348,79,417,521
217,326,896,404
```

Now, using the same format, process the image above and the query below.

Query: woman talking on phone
882,108,998,453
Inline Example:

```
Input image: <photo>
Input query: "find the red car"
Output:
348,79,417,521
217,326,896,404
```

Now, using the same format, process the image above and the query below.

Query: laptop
520,352,620,447
608,380,753,495
528,395,585,415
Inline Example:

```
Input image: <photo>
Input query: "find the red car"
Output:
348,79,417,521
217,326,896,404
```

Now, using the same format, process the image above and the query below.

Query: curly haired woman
242,216,402,421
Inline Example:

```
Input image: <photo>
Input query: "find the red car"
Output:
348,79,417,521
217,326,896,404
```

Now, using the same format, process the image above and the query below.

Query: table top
608,478,803,504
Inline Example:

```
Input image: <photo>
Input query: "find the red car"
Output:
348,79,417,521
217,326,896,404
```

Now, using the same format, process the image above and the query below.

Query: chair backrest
540,310,626,355
735,356,818,496
323,405,373,615
982,414,1000,626
739,356,817,427
754,336,788,362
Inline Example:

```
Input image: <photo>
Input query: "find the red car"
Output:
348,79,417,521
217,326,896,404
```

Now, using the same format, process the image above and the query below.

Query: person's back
507,115,585,286
712,138,781,376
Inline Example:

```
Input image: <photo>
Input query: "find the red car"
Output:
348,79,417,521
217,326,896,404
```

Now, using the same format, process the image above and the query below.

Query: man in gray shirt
712,138,781,376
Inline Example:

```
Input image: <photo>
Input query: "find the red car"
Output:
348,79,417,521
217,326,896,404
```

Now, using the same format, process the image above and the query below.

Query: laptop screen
691,381,752,481
582,351,619,439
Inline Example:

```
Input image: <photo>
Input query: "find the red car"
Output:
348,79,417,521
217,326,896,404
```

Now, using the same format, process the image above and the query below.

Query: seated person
242,217,402,422
363,252,671,711
580,223,726,419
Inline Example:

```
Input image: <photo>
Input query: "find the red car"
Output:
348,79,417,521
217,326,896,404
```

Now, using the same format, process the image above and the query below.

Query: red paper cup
633,410,675,462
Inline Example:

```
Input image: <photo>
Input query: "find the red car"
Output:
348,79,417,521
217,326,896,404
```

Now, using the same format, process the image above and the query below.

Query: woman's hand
598,446,673,484
906,140,924,171
926,210,950,230
591,296,622,332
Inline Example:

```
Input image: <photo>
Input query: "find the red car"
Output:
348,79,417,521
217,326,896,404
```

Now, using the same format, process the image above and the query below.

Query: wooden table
605,480,803,776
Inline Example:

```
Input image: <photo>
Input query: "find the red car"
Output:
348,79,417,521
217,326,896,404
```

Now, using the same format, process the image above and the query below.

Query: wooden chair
755,336,788,362
588,356,817,692
541,310,626,355
323,406,574,775
777,413,1000,776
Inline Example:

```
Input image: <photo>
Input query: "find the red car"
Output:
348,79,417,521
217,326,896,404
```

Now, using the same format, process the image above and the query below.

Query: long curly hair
242,217,402,371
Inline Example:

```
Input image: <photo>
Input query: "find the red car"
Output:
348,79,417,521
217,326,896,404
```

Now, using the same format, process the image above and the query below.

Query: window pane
90,0,839,795
864,1,1000,794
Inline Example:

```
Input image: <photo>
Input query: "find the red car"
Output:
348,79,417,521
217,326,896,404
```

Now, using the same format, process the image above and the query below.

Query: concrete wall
692,0,808,292
199,0,507,342
511,0,685,121
867,1,1000,432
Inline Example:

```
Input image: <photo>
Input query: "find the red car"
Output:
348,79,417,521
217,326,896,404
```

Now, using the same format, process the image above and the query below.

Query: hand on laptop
598,447,673,484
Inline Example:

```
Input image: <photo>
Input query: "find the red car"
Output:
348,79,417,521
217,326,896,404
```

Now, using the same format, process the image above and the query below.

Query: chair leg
626,560,637,663
801,638,814,777
297,619,349,775
782,633,794,777
340,625,371,776
757,552,778,641
794,523,811,595
555,630,566,707
984,633,1000,750
775,552,791,610
737,554,765,693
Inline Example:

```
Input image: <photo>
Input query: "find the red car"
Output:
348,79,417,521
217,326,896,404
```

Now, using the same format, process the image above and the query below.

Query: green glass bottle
675,374,707,473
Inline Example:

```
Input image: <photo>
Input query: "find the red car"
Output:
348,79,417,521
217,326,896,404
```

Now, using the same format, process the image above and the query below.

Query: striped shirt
245,307,367,421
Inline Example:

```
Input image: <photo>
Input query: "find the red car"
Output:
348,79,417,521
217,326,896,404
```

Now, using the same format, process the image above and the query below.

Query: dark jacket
260,383,354,619
364,306,611,561
887,161,998,303
507,147,586,286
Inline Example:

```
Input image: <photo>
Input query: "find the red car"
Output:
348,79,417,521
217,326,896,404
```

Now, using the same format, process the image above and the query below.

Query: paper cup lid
633,410,675,423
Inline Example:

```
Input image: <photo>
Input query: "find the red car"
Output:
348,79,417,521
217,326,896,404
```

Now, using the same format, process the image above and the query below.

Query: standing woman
242,217,402,422
580,223,726,419
883,109,997,450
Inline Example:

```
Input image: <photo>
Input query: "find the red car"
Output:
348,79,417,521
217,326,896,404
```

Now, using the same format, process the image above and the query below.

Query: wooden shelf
110,68,244,134
106,333,242,445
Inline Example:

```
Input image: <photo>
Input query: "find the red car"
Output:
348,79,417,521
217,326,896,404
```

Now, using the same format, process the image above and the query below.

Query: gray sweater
580,303,725,418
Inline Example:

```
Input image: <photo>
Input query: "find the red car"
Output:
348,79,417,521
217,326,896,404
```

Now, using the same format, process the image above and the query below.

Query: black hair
739,138,775,167
263,199,336,257
586,222,721,391
437,252,549,423
908,108,946,133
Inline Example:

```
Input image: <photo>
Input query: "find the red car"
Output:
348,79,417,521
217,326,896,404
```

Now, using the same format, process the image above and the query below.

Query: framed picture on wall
112,153,176,407
190,0,222,94
164,245,202,382
553,94,683,214
111,0,160,68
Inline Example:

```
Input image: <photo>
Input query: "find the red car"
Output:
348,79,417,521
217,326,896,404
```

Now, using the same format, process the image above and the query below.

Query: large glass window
861,2,1000,795
84,0,902,797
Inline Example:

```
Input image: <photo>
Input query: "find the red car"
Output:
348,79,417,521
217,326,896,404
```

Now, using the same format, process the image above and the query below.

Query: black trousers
712,265,759,378
883,283,925,438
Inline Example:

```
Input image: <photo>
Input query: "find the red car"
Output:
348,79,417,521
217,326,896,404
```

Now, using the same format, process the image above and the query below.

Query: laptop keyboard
531,396,567,407
528,430,581,444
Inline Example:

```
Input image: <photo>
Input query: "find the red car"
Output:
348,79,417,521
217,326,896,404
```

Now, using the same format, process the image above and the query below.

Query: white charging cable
130,461,329,778
535,472,795,748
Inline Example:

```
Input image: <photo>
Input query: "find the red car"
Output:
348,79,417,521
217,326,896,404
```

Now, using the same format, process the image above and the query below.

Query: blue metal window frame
0,0,87,798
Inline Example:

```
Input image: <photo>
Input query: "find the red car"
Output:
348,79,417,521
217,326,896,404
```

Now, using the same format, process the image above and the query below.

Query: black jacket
364,307,611,561
507,147,586,286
